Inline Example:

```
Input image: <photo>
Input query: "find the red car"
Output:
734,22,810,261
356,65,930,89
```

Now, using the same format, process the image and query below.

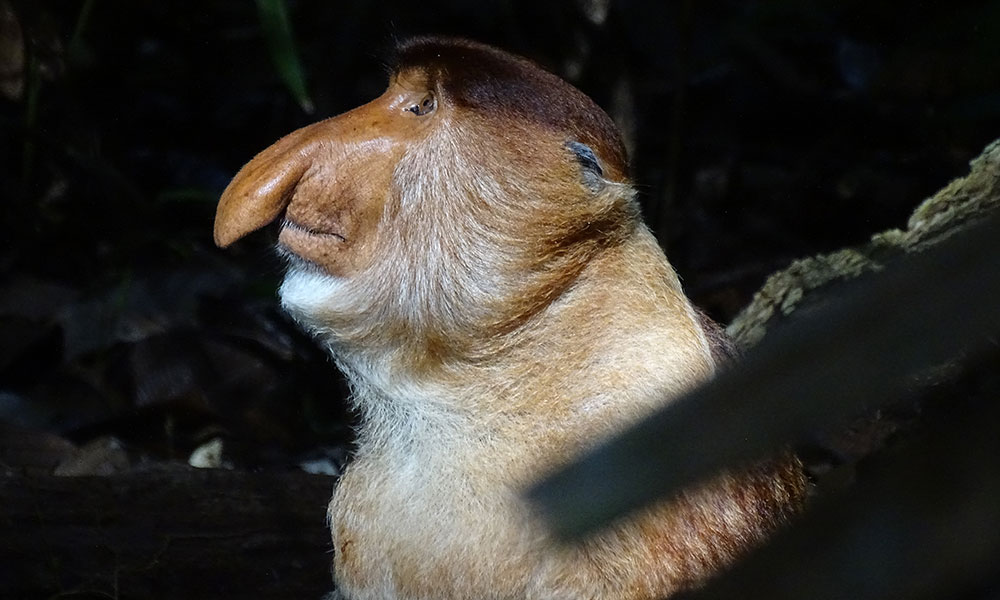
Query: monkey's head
215,37,639,372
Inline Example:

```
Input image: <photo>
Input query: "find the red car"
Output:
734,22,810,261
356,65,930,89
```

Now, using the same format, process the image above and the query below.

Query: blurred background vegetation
1,0,999,597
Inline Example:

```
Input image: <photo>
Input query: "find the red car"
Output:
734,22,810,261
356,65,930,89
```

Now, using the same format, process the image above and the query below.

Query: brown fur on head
216,36,806,600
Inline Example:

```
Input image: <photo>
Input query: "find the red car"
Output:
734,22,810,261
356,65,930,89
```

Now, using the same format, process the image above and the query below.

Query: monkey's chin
278,263,350,335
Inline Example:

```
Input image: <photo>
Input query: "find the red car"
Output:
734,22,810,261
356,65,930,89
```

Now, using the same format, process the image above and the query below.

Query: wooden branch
728,138,1000,348
0,465,335,599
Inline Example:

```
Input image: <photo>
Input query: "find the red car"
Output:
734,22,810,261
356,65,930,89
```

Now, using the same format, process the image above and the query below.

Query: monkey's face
215,38,636,362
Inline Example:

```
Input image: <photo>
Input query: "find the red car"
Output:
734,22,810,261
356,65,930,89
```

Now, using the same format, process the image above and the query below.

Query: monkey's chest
328,452,537,600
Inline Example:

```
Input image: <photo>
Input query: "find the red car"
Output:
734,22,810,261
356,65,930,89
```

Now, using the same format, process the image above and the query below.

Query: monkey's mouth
279,218,347,243
277,218,348,267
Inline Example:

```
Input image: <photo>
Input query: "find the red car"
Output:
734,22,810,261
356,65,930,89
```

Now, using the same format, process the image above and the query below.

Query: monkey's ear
566,141,605,191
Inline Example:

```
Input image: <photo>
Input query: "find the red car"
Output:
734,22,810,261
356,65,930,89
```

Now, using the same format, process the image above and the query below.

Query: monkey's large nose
214,97,386,248
214,82,432,250
214,126,316,247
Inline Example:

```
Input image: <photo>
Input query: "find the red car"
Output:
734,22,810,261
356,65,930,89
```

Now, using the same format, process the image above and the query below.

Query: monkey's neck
326,227,715,470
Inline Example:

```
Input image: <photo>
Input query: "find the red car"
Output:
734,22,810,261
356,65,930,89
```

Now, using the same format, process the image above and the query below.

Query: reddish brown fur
215,37,807,600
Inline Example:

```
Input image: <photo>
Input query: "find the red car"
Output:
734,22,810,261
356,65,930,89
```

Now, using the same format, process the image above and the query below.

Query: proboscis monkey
215,37,806,600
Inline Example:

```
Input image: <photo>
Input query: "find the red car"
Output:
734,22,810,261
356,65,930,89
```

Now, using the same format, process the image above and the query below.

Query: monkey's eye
406,93,436,116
